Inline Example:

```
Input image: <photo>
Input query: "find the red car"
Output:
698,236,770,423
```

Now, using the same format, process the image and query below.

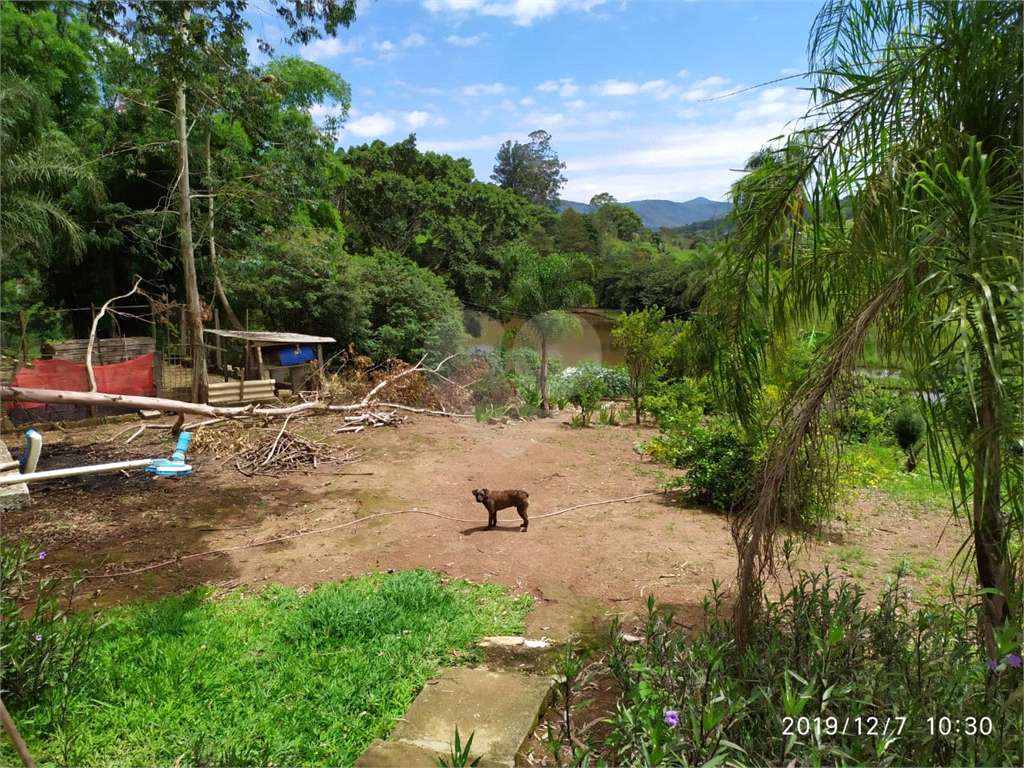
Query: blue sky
246,0,825,203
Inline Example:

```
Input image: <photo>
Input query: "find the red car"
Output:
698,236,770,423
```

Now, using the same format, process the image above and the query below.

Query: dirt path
3,413,966,637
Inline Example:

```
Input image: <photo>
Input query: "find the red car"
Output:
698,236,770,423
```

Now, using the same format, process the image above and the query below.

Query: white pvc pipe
0,459,155,486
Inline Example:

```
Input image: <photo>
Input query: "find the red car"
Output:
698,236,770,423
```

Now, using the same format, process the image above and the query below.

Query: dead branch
85,276,143,392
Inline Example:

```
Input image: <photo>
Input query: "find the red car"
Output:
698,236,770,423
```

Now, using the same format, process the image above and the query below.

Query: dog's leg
517,500,529,532
488,506,497,529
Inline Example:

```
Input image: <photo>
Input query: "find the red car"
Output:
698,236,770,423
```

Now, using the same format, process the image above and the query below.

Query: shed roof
203,329,336,345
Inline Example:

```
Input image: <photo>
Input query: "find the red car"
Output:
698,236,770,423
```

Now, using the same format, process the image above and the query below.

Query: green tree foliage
718,0,1023,653
611,307,667,424
0,5,102,267
491,129,567,210
224,226,369,349
502,244,596,416
224,230,464,365
359,250,467,364
334,136,539,308
598,244,698,315
596,203,645,241
555,207,596,257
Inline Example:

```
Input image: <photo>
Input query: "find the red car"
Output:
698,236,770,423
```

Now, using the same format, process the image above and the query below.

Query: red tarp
8,353,156,411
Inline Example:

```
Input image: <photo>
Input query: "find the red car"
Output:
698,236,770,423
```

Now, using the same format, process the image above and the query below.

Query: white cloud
677,69,689,78
447,33,488,46
694,76,729,88
521,110,567,127
538,78,578,97
302,36,360,61
463,82,509,96
402,33,428,48
422,0,610,26
519,97,536,106
404,110,431,129
639,80,677,100
345,113,397,137
595,79,677,99
566,99,588,109
596,79,639,96
780,67,802,75
373,40,396,51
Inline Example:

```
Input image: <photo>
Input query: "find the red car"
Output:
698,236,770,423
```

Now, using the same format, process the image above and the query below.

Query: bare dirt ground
3,411,968,642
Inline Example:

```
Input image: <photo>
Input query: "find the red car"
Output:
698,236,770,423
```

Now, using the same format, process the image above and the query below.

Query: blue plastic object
146,431,193,477
277,345,315,365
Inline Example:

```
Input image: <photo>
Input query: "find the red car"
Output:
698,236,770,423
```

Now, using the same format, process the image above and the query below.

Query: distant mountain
558,197,731,230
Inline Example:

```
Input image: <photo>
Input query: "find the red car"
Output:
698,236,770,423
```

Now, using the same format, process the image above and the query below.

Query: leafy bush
650,417,758,512
643,377,709,427
890,406,925,452
565,364,605,427
834,378,909,443
604,568,1023,768
554,359,630,400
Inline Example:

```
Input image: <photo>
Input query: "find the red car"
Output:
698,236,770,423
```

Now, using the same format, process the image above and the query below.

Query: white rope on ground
79,491,673,581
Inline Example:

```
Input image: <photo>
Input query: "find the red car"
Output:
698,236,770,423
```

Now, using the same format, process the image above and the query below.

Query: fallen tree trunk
3,386,345,419
2,353,469,422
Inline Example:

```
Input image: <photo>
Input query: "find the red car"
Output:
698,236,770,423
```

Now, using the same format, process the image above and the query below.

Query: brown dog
473,488,529,532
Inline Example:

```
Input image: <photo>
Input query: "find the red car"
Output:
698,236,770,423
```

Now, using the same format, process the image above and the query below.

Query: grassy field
5,570,531,767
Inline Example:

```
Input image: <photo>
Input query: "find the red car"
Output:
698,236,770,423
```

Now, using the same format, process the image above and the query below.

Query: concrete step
355,667,556,768
0,441,30,511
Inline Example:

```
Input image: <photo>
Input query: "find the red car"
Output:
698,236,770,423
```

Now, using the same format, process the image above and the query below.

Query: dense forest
0,0,722,370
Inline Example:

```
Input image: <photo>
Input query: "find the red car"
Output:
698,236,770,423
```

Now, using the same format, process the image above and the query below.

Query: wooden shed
203,329,334,395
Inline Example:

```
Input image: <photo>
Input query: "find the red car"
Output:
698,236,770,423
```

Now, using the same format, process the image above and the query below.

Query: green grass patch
840,440,952,512
9,570,531,767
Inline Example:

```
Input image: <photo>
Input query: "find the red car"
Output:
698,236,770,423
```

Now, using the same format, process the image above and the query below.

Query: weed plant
0,541,103,764
603,569,1022,767
1,569,531,767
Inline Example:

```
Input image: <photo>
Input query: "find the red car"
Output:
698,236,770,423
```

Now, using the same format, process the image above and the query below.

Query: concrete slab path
355,667,555,768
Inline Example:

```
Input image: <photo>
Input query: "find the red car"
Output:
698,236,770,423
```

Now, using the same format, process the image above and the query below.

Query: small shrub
890,405,926,472
603,569,1023,768
567,366,605,427
0,541,101,720
654,418,758,512
474,403,507,422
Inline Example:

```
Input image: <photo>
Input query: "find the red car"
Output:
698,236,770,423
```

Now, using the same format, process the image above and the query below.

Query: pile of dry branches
336,411,405,433
231,431,361,477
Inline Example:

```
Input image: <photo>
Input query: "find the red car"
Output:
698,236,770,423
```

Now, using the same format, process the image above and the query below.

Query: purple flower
987,659,999,670
38,551,46,560
664,710,680,728
34,634,42,642
1005,654,1022,668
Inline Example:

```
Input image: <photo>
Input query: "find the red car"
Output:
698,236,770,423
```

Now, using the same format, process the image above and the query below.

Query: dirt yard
2,412,967,638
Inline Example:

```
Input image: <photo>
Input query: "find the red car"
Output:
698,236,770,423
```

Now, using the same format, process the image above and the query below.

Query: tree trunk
540,336,550,417
206,127,244,332
974,366,1010,659
634,392,641,425
175,78,208,404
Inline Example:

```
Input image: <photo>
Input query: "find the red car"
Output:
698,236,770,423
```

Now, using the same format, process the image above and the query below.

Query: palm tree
0,73,99,264
719,1,1022,655
503,244,596,417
